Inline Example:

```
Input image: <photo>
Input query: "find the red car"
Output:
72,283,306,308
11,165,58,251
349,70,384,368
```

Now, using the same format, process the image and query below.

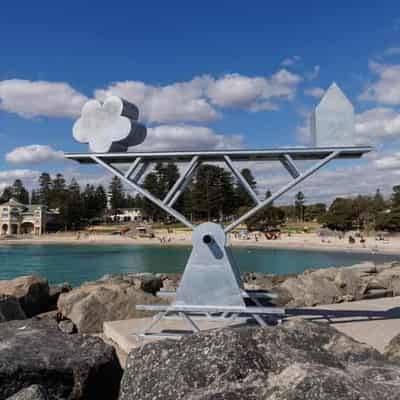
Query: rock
0,276,50,317
242,273,286,291
334,268,367,300
120,319,399,400
6,385,48,400
36,310,60,322
97,273,163,294
0,318,122,400
280,274,341,307
48,282,72,309
0,295,26,321
58,281,167,334
384,332,400,363
58,319,75,334
374,265,400,296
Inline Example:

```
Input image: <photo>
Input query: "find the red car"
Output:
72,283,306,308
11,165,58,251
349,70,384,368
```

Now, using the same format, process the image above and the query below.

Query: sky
1,1,400,205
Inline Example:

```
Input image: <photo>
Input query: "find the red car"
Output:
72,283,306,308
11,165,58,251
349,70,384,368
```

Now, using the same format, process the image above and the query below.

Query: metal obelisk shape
311,83,355,147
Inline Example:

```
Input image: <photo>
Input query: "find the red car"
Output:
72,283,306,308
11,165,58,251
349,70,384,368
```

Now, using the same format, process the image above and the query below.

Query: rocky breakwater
57,273,169,334
0,276,70,322
120,319,400,400
0,318,122,400
243,260,400,307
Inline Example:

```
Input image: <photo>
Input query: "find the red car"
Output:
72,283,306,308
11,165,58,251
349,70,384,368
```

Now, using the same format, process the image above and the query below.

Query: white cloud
95,71,302,124
5,145,65,164
95,76,218,124
372,153,400,170
0,79,87,118
304,87,325,98
207,70,301,109
134,125,244,151
280,56,301,66
360,62,400,105
355,107,400,144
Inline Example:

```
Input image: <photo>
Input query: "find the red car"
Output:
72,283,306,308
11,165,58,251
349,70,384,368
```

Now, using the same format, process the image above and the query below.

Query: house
0,198,48,236
107,208,143,223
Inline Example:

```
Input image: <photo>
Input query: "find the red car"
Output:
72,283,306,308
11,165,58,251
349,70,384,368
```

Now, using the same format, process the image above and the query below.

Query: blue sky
1,1,400,203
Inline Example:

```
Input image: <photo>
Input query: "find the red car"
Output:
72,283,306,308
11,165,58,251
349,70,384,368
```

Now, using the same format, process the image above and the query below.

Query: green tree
235,168,257,209
0,187,13,202
304,203,326,222
38,173,52,206
65,178,83,229
31,189,40,205
192,164,235,221
392,185,400,208
322,198,355,231
109,176,125,210
294,191,305,221
11,179,29,204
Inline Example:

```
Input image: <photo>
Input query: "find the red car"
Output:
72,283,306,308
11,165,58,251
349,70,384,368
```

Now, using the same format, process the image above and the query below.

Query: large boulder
0,295,26,321
6,385,47,400
0,276,50,317
0,318,122,400
280,273,341,307
120,319,400,400
58,279,167,334
384,332,400,363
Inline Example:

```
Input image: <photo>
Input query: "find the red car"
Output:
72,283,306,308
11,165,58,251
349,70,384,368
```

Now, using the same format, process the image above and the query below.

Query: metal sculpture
66,88,372,337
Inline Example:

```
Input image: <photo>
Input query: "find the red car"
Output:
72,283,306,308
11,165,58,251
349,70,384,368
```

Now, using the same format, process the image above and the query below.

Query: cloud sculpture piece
72,96,146,152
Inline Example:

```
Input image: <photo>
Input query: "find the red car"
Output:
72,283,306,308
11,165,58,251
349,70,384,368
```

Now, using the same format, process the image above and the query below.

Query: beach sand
0,230,399,255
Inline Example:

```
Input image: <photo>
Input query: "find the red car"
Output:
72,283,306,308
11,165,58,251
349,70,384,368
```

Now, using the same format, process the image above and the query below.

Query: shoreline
1,232,400,256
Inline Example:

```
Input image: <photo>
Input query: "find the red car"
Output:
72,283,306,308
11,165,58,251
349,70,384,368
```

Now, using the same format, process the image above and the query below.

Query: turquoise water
0,244,397,287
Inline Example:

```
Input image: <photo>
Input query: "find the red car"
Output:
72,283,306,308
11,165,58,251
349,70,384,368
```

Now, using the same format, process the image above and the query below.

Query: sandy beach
1,230,399,255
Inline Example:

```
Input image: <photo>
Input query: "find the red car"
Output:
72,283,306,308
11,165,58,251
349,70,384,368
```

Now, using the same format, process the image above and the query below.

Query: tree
65,178,83,229
192,164,235,221
50,173,68,228
11,179,29,204
321,198,355,231
31,189,40,205
0,187,13,202
38,173,52,206
373,188,386,212
304,203,326,222
94,185,107,215
109,176,125,210
294,191,305,221
235,168,257,209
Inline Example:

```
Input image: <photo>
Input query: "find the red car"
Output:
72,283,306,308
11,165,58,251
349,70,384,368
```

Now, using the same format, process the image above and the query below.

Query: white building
107,208,143,223
0,198,47,236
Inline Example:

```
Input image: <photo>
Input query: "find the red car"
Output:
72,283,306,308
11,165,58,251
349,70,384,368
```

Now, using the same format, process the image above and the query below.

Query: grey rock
48,282,71,309
119,319,397,400
280,274,341,307
0,318,122,400
6,385,47,400
0,276,50,317
58,319,75,334
0,295,26,322
58,280,167,333
384,332,400,363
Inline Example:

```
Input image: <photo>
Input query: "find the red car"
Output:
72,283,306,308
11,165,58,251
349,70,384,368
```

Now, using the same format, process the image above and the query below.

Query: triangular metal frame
91,150,340,233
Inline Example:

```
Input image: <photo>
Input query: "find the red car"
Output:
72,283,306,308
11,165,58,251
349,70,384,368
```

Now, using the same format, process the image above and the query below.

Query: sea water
0,243,397,287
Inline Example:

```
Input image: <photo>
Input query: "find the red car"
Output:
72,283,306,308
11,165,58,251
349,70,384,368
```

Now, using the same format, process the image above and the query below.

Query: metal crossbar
66,147,371,233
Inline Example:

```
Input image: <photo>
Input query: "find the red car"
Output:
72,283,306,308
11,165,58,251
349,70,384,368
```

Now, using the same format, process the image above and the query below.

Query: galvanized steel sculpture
66,86,371,337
